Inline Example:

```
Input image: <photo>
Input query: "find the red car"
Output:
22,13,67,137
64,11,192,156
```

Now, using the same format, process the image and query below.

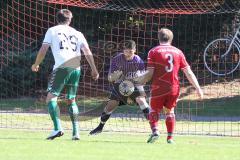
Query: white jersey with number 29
43,24,89,70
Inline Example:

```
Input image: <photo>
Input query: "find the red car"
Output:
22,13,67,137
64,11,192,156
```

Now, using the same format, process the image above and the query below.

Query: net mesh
47,0,240,14
0,0,240,136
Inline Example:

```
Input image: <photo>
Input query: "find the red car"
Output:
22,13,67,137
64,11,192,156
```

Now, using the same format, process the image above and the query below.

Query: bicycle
203,26,240,76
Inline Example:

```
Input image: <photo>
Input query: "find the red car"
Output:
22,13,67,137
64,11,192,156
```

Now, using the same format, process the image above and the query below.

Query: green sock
68,102,79,136
48,100,62,131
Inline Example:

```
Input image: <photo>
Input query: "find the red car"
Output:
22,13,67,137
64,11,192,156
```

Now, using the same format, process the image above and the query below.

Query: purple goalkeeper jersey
109,53,145,80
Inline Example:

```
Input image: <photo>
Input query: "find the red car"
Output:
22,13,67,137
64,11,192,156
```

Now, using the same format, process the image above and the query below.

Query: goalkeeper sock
165,113,175,140
68,102,79,136
149,111,159,134
48,100,62,131
141,107,150,119
139,101,150,119
99,112,111,128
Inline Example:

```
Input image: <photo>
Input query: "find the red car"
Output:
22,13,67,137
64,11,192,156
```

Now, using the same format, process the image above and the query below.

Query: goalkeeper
89,40,150,135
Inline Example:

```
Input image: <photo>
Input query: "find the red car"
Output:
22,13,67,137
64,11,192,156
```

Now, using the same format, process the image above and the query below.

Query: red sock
165,113,175,140
149,111,159,134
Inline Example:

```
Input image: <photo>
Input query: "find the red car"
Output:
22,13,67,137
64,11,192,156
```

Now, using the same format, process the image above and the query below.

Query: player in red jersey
135,28,203,143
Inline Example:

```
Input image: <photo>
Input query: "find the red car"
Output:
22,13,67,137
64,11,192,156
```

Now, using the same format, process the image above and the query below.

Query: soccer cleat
89,125,103,135
147,133,159,143
72,135,80,140
46,130,64,140
167,138,175,144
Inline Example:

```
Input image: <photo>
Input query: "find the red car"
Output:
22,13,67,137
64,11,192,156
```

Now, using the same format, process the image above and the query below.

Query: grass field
0,129,239,160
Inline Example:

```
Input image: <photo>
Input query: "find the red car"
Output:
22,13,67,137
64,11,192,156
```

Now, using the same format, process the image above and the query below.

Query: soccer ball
118,80,135,97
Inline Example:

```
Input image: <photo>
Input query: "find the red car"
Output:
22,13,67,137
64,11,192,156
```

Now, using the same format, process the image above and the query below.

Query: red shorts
150,94,179,113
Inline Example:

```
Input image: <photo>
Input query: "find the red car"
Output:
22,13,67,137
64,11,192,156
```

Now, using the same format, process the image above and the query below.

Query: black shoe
89,125,103,135
46,130,64,140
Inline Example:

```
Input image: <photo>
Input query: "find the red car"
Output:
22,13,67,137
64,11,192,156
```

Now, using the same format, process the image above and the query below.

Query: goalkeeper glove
108,70,123,82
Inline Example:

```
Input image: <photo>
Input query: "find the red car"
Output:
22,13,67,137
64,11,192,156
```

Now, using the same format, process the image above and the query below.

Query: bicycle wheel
203,38,240,76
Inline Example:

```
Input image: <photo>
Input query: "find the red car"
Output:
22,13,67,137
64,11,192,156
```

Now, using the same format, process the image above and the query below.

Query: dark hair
158,28,173,43
122,40,136,50
56,9,73,24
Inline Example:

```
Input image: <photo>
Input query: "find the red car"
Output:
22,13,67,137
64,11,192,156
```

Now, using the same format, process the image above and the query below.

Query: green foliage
177,96,240,117
0,49,53,98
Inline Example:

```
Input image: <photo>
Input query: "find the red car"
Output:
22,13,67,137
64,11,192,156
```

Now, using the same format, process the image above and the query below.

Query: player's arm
134,50,155,84
31,43,50,72
108,70,123,83
182,66,203,99
133,68,154,84
81,45,99,80
107,58,122,83
143,68,154,83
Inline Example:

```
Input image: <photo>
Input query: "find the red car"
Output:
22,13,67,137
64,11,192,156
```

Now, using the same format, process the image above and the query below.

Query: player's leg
147,109,160,143
89,82,122,135
67,98,80,140
147,96,163,143
46,68,66,140
163,94,179,144
163,107,175,144
132,86,150,119
89,99,119,135
65,69,81,140
46,93,64,140
135,96,150,119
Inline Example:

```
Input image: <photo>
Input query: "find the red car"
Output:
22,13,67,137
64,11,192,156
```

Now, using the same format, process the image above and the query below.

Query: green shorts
47,67,81,99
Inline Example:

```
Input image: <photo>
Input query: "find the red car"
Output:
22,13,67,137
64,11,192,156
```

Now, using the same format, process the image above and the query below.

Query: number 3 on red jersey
165,53,173,72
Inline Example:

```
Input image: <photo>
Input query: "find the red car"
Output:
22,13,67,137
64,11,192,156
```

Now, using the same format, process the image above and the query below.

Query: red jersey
147,44,189,96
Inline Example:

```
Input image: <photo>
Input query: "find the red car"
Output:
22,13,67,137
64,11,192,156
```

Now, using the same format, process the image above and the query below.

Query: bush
0,48,53,98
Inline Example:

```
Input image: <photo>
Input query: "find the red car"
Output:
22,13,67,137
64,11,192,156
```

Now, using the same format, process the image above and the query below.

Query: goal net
0,0,240,136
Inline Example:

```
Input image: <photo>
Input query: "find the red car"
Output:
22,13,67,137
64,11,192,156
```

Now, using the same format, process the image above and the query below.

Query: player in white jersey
31,9,99,140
